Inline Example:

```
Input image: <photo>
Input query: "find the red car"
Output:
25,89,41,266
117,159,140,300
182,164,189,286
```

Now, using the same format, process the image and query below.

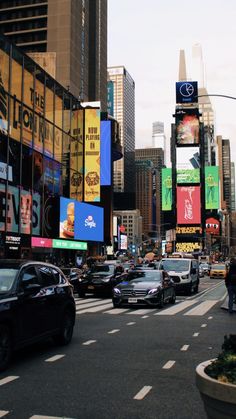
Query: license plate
128,298,137,303
88,285,95,290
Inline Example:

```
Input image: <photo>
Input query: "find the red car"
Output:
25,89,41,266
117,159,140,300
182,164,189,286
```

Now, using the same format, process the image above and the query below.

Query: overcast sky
108,0,236,165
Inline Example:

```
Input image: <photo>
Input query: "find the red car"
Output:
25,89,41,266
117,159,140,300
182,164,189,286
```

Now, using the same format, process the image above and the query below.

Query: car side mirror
22,282,41,294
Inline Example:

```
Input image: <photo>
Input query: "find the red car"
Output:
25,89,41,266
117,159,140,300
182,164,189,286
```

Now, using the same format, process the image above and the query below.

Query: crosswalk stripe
75,298,102,305
104,308,130,314
128,309,155,315
155,300,196,315
76,300,111,311
78,302,113,313
184,300,218,316
0,412,9,417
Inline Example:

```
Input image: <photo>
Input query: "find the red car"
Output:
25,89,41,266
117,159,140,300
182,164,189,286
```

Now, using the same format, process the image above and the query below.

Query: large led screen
161,168,172,211
177,186,201,225
60,197,104,242
84,108,100,202
176,81,198,104
176,109,200,145
177,169,200,184
101,120,111,186
205,166,219,209
176,147,200,170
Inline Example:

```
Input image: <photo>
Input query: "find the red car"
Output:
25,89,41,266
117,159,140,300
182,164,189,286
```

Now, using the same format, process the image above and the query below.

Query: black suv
0,259,76,371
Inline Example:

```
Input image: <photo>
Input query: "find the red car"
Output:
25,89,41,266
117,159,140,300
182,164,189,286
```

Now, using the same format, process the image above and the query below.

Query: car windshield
212,265,226,270
160,259,190,272
129,271,162,282
91,265,115,276
0,269,18,292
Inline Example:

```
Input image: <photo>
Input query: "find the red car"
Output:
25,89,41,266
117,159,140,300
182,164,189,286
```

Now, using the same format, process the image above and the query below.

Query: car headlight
182,275,189,279
148,288,158,295
102,276,112,283
113,288,121,295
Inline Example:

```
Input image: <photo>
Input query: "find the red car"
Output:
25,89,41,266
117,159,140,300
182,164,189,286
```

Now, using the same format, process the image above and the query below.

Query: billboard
101,120,111,186
60,197,104,242
176,109,200,145
84,108,100,202
162,168,172,211
70,109,83,201
176,242,201,252
176,147,200,170
177,186,201,225
177,169,200,184
205,166,219,209
107,81,114,116
206,217,220,235
176,81,198,104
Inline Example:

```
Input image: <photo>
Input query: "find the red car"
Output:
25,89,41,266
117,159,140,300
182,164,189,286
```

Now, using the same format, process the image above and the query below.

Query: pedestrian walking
225,258,236,314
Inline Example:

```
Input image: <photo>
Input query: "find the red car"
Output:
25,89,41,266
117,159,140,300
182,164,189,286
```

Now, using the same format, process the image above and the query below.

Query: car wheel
113,302,120,308
169,292,176,304
54,310,74,345
0,325,12,372
158,292,165,308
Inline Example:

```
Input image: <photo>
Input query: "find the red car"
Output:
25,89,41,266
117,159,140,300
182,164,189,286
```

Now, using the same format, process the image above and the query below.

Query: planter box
196,359,236,419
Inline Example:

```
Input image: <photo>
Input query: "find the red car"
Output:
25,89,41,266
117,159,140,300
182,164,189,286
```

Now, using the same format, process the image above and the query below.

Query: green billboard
205,166,219,209
162,168,172,210
52,239,88,250
177,169,200,184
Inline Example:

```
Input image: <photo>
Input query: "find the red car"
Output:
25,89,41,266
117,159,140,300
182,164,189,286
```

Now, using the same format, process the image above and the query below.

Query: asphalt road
0,276,234,419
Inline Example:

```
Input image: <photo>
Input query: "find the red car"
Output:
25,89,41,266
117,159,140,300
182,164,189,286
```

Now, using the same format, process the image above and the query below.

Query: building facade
0,0,107,111
107,66,135,200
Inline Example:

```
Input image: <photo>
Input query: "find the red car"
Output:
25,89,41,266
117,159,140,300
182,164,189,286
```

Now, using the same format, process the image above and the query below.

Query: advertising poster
70,109,83,201
101,120,111,186
0,49,9,136
20,190,32,234
60,197,75,239
161,168,172,211
107,81,114,116
206,217,220,235
177,168,200,184
176,147,200,170
84,108,100,202
177,186,201,225
74,202,104,242
176,109,199,145
176,81,198,104
205,166,219,209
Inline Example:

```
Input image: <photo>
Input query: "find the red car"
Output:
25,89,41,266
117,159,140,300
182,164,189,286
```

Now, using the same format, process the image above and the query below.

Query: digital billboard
161,168,172,211
176,109,200,145
101,120,111,186
176,147,200,170
176,81,198,104
177,186,201,225
177,169,200,184
107,81,114,116
176,242,201,252
205,166,219,209
84,108,100,202
60,197,104,242
206,217,220,235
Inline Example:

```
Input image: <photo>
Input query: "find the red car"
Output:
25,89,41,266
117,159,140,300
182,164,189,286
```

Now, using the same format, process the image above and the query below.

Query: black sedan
77,263,126,297
112,269,176,308
0,259,76,371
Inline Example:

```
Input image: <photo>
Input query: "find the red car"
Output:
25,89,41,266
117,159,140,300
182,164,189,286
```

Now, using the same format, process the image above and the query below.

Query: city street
0,277,234,419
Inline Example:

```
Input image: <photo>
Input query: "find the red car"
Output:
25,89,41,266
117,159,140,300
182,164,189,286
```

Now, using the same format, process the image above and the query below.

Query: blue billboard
101,120,111,186
176,81,198,104
60,197,104,242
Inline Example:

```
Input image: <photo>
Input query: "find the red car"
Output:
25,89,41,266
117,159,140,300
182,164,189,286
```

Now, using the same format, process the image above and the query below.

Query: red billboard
177,186,201,224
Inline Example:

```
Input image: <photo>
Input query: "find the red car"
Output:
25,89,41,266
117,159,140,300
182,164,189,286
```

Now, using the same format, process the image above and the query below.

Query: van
159,257,199,295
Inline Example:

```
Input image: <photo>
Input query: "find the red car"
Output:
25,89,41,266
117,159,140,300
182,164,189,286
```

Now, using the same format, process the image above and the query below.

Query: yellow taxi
209,263,227,279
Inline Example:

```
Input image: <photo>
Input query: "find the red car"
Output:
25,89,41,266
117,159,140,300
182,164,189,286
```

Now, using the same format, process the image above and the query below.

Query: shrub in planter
205,334,236,384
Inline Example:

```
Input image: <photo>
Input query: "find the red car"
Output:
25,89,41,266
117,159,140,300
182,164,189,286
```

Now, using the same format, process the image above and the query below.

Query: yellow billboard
70,110,83,201
84,109,100,202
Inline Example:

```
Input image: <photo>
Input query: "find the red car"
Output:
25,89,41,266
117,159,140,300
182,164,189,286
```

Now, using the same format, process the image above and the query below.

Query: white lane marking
128,309,154,315
162,360,175,369
184,300,218,316
76,300,112,311
104,308,130,314
75,298,101,305
0,376,19,386
30,416,76,419
108,329,120,334
133,385,152,400
201,324,207,328
0,411,9,417
127,322,136,325
155,300,196,315
193,332,199,337
180,345,189,351
45,355,65,362
82,340,97,345
142,315,149,318
78,302,113,314
208,316,213,319
220,291,227,301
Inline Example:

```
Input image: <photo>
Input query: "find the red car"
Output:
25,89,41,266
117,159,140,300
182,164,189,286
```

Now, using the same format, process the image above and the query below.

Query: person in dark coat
225,258,236,314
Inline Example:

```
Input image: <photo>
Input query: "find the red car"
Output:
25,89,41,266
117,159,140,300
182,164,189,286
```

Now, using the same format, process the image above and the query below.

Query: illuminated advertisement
84,108,100,202
176,242,201,252
176,81,198,104
176,109,199,145
162,168,172,210
60,197,104,242
107,81,114,116
0,49,9,135
206,217,220,235
20,190,32,234
120,234,127,250
70,109,83,201
101,120,111,186
32,237,52,248
52,239,87,250
177,169,200,184
177,186,201,225
205,166,219,209
176,147,200,170
176,226,202,235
